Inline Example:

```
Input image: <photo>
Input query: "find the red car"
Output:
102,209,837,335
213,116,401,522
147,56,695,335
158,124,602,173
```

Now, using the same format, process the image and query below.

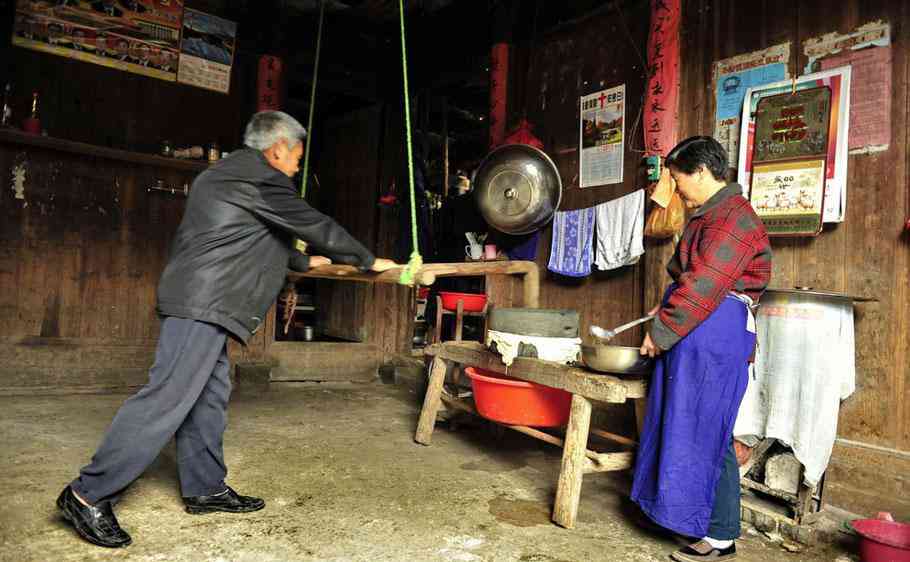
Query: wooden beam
288,265,435,286
739,438,775,477
426,342,645,404
590,428,637,448
290,260,540,307
740,477,799,504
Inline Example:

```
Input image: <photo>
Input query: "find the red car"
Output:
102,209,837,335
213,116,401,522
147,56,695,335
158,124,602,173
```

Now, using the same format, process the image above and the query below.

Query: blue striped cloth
547,207,596,277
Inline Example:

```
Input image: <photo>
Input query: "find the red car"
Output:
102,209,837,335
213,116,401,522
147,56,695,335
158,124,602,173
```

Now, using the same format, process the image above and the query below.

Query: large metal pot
473,144,562,234
581,344,652,375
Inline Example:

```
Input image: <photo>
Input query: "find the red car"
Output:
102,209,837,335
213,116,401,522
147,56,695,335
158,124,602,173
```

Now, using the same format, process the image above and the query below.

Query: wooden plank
0,129,209,172
0,244,18,336
426,342,644,403
741,477,799,504
739,438,776,478
553,394,593,529
590,428,637,448
268,342,380,382
415,356,448,445
289,260,537,286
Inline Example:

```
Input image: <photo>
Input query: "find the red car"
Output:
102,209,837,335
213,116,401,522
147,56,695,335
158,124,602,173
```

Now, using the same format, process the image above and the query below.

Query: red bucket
851,514,910,562
439,292,487,312
464,367,571,428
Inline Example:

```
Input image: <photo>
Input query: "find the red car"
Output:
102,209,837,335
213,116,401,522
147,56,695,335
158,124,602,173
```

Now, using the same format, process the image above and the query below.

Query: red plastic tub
439,292,487,312
851,514,910,562
464,367,571,427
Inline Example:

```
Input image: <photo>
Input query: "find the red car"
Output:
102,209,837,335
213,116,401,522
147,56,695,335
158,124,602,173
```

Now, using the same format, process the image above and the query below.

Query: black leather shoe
56,486,132,548
183,486,265,514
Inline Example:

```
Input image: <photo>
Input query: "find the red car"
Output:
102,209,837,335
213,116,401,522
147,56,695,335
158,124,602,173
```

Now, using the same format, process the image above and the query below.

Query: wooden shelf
0,128,210,173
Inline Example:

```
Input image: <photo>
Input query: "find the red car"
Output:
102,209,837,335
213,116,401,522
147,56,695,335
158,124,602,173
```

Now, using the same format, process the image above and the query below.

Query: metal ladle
590,315,655,342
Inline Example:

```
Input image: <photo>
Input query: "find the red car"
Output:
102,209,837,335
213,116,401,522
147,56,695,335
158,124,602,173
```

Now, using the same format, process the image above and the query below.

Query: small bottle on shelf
23,91,40,134
0,83,12,127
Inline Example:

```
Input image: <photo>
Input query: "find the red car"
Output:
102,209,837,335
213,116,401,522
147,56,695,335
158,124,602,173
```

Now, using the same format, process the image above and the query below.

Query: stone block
765,453,802,495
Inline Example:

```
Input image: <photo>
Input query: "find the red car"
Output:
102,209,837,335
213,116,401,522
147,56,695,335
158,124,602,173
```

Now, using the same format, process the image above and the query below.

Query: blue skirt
631,291,755,538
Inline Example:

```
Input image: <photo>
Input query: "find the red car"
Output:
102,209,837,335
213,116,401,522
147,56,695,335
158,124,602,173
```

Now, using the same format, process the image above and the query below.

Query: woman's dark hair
665,136,728,180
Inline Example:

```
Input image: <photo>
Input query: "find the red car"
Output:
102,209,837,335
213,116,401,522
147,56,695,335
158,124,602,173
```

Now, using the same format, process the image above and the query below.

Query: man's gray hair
243,111,307,151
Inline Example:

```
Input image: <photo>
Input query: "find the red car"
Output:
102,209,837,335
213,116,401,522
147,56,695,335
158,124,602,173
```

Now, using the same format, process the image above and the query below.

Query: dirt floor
0,380,852,562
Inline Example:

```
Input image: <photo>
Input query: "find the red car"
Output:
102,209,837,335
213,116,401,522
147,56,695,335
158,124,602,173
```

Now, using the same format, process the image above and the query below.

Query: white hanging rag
733,296,856,487
594,189,645,271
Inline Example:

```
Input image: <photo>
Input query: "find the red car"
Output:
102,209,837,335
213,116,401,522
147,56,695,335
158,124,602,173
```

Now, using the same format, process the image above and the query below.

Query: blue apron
631,288,755,538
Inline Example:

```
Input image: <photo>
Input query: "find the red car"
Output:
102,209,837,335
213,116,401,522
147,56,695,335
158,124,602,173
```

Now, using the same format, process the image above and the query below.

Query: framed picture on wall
11,0,184,82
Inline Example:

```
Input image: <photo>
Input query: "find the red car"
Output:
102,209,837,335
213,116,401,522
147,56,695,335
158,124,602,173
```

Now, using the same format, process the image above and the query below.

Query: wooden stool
433,295,491,344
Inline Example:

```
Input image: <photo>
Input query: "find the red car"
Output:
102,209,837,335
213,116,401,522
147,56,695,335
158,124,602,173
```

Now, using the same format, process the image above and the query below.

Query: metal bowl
473,144,562,235
581,344,653,375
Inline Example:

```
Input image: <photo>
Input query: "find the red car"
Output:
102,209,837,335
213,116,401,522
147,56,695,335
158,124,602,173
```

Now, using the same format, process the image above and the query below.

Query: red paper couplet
644,0,681,156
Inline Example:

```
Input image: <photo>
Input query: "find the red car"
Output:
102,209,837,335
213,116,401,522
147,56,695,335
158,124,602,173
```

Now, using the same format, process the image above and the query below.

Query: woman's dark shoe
183,486,265,514
56,486,132,548
671,540,737,561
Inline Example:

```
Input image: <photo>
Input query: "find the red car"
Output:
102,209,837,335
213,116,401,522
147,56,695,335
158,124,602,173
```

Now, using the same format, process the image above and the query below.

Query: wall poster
807,21,892,154
738,67,851,223
749,86,832,236
177,8,236,94
712,43,790,168
12,0,183,82
579,84,625,188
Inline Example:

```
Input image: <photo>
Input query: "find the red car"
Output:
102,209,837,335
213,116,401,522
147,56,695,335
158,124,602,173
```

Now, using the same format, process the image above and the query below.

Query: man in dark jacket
56,111,397,548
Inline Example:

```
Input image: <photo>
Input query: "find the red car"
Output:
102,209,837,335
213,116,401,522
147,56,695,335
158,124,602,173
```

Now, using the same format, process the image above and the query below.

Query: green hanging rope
397,0,423,285
300,0,325,199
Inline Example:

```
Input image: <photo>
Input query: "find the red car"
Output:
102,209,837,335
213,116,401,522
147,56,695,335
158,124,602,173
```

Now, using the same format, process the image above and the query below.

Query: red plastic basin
439,291,487,312
852,518,910,562
464,367,571,428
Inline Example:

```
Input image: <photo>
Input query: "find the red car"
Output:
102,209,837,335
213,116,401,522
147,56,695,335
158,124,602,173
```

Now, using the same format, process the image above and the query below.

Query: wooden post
434,295,443,344
522,266,539,308
415,356,448,445
553,394,593,528
455,299,464,341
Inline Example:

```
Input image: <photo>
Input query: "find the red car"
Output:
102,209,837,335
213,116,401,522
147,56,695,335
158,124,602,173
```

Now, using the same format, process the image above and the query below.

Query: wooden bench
414,341,647,529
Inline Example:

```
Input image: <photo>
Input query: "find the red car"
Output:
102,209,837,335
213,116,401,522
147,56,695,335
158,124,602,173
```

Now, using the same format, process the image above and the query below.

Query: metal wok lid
473,144,562,235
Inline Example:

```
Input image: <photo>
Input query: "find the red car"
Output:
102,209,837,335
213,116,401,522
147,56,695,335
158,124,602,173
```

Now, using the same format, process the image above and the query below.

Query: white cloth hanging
594,189,645,271
733,296,856,487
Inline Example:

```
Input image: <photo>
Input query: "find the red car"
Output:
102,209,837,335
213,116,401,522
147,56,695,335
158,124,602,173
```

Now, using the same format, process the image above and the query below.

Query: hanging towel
547,207,596,277
733,296,856,487
594,189,645,271
506,231,541,261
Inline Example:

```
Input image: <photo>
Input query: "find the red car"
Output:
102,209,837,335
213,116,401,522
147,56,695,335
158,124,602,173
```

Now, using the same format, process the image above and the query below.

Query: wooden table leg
434,296,443,344
455,300,464,342
553,394,593,529
634,397,648,441
415,356,448,445
521,268,540,308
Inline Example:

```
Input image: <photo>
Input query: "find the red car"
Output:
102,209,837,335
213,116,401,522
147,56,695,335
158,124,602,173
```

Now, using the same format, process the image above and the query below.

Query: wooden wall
0,3,253,392
312,104,415,354
502,0,652,350
506,0,910,519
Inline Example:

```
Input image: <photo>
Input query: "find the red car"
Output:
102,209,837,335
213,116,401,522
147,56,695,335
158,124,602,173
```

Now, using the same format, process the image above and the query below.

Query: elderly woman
633,136,772,562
